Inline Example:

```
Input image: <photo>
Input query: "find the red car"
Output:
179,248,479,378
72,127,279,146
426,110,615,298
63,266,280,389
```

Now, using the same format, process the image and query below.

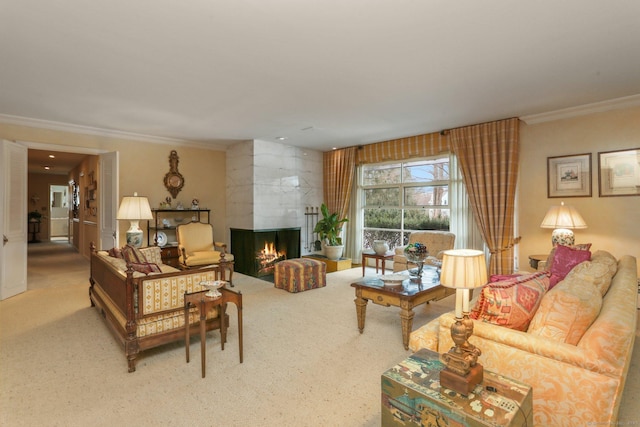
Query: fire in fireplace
256,241,287,276
231,228,301,277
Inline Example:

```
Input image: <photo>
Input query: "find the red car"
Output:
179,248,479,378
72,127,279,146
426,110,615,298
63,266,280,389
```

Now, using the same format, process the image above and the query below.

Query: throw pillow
528,275,602,345
545,243,592,272
108,247,123,259
564,258,615,296
140,246,163,265
470,271,549,331
121,245,148,264
129,262,162,275
548,244,591,289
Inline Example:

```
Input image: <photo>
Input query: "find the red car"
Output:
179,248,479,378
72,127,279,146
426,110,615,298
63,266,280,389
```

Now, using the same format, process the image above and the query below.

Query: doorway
49,184,70,242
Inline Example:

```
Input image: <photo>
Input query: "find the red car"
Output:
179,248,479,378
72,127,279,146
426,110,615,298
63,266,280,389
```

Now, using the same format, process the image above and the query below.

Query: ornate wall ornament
163,150,185,199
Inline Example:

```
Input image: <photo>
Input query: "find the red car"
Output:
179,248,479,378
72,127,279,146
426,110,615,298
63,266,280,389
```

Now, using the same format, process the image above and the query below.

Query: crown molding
0,114,231,151
520,94,640,125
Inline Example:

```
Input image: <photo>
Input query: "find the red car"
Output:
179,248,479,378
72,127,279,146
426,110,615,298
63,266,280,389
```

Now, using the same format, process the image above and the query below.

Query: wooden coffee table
350,269,455,350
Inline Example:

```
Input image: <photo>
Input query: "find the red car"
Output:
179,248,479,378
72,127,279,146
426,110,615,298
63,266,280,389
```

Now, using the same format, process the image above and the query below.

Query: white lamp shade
116,192,153,221
440,249,488,289
540,202,587,229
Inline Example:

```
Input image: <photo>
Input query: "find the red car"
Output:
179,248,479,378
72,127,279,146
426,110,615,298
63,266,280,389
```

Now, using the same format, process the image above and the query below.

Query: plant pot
324,245,344,261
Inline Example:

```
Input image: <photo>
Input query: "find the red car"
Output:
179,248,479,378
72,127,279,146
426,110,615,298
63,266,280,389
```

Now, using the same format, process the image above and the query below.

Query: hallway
27,241,89,291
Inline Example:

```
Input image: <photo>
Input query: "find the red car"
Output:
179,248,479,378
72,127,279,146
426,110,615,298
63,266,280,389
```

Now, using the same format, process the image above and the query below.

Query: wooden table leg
199,298,206,378
220,303,227,351
399,299,414,350
354,289,368,333
361,254,366,276
237,303,243,363
185,302,190,363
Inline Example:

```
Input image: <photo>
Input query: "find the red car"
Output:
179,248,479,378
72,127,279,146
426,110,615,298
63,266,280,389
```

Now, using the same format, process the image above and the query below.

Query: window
361,156,450,250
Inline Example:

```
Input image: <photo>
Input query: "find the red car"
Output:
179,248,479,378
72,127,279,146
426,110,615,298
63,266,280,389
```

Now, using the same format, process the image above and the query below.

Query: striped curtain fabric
356,132,449,164
449,118,520,275
322,147,357,223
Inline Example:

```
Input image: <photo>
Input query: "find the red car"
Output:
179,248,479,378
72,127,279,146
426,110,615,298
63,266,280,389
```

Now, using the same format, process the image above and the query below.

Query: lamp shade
540,202,587,229
116,192,153,221
440,249,488,289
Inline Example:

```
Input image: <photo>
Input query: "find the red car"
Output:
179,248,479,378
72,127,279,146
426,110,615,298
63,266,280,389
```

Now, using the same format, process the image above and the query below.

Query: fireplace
231,228,301,277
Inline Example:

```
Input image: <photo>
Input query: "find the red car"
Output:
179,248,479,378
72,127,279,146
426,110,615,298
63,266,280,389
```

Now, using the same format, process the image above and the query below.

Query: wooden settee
88,243,227,372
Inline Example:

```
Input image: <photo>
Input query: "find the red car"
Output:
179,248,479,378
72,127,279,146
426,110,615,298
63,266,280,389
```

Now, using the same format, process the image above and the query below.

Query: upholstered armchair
393,231,455,272
176,222,234,284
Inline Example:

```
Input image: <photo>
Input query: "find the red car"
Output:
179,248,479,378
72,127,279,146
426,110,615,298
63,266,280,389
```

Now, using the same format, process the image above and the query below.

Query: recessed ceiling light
44,166,50,170
48,154,55,158
276,136,288,141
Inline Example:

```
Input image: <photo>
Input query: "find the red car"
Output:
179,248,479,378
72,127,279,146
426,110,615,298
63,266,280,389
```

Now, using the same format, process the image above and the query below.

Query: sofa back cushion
470,271,549,331
528,275,602,345
563,250,617,296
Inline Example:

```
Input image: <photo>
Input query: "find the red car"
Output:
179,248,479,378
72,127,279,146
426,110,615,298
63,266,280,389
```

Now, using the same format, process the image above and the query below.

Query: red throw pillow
548,245,591,289
470,271,550,331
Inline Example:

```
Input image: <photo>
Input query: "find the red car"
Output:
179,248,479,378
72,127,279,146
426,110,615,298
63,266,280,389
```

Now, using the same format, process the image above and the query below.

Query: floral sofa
409,248,637,426
89,244,226,372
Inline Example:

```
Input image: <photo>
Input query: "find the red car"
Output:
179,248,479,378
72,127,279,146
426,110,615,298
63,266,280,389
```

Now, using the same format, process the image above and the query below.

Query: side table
528,254,548,270
382,348,532,426
361,250,395,276
184,287,243,378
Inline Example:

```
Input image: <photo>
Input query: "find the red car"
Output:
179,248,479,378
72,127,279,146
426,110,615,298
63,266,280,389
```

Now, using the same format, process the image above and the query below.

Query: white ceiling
2,0,640,153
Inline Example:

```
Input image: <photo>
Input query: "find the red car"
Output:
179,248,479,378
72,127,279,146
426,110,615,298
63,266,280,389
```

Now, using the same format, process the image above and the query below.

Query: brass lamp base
440,364,483,396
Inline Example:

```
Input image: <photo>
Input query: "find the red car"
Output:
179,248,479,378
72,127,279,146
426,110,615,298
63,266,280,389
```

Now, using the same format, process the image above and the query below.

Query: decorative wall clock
163,150,185,199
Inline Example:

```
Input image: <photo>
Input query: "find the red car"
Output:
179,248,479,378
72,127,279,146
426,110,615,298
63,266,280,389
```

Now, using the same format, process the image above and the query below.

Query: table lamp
439,249,488,396
540,202,587,246
116,192,153,247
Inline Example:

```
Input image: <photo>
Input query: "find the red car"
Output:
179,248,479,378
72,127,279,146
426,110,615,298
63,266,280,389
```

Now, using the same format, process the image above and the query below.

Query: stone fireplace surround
226,140,324,277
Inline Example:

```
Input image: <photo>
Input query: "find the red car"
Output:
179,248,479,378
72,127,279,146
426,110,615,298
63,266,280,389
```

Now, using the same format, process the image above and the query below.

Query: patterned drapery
449,118,520,275
356,132,448,164
322,147,357,223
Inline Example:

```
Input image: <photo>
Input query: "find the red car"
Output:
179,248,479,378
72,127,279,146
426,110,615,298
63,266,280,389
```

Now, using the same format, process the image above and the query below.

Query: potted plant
28,210,42,222
314,203,348,260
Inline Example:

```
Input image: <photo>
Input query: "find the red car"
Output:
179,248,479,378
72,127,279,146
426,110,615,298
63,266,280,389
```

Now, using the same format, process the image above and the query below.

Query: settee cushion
528,275,602,345
470,271,549,331
140,246,163,265
548,244,591,288
564,250,617,296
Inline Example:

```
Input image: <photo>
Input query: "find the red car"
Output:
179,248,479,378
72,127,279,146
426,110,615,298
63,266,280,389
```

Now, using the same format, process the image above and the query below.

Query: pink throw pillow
548,244,591,289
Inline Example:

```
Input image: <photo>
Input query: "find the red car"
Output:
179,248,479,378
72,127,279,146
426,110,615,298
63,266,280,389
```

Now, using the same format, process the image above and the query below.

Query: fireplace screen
231,228,301,277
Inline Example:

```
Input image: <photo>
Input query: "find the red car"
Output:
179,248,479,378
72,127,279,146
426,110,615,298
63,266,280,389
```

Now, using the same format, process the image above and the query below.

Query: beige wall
1,123,227,255
518,106,640,275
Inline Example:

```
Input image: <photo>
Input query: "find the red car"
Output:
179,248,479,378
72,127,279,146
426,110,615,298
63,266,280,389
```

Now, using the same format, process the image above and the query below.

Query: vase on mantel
373,240,389,255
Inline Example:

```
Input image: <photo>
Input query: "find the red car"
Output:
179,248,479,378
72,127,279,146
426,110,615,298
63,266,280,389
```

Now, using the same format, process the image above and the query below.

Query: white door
99,151,118,249
1,140,28,300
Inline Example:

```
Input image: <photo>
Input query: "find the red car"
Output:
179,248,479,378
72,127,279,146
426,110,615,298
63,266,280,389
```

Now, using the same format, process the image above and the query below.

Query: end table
184,287,243,378
361,250,395,276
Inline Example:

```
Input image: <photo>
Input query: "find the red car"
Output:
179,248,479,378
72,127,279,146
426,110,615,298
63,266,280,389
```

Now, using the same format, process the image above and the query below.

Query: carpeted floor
1,242,638,426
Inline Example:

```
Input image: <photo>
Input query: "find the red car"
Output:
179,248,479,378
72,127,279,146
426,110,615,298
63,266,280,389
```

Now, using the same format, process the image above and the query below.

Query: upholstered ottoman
274,258,327,293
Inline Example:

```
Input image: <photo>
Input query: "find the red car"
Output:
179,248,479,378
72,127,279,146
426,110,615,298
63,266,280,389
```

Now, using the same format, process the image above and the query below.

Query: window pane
403,159,449,183
365,188,400,207
364,208,401,229
403,208,450,230
363,229,402,250
363,163,401,186
404,185,448,206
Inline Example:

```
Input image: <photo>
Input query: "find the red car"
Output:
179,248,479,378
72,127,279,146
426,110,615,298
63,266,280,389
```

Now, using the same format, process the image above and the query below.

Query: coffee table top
352,266,441,297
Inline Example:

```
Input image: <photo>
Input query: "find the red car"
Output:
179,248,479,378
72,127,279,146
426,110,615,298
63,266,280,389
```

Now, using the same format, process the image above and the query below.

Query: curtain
356,132,448,164
449,118,520,275
323,147,357,256
449,153,485,253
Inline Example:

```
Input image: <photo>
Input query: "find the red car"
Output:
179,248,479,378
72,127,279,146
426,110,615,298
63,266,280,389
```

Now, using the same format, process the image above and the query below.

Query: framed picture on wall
598,148,640,197
547,153,592,198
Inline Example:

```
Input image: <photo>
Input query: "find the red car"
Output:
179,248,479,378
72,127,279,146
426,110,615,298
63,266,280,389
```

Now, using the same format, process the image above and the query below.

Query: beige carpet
1,242,638,426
